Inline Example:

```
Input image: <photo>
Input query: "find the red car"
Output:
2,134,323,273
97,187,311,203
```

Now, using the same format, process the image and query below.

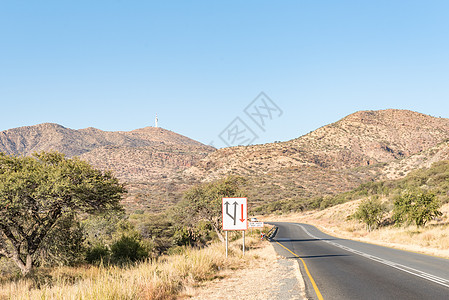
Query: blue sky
1,1,449,148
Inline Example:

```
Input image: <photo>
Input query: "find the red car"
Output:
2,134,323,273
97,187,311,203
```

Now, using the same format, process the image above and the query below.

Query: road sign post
243,231,245,255
222,197,247,256
225,231,228,258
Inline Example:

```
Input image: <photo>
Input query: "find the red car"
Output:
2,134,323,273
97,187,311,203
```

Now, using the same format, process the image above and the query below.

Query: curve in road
269,222,449,300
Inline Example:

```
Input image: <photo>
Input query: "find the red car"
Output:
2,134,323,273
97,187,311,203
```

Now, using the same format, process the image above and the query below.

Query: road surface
269,222,449,300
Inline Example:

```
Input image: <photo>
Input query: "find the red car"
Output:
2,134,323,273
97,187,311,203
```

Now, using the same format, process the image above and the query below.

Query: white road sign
222,197,247,231
249,221,264,228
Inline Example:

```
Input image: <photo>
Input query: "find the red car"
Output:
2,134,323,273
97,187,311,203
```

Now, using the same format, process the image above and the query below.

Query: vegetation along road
269,222,449,300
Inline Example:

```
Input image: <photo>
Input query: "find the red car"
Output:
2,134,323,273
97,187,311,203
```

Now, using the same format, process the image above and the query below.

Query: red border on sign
222,197,248,231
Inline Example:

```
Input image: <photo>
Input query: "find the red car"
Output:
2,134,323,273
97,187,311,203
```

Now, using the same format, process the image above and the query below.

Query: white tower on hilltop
155,113,158,128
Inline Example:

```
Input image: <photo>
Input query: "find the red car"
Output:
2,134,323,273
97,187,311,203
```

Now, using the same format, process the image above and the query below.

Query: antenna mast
155,113,158,128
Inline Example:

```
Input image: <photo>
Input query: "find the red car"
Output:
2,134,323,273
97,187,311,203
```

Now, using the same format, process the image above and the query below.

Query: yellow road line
275,240,324,300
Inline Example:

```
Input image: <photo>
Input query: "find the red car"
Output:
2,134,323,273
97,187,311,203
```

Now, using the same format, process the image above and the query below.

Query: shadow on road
299,254,350,259
274,238,340,242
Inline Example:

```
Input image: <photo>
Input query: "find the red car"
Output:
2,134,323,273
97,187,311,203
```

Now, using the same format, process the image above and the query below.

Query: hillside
255,158,449,214
0,123,215,212
2,109,449,213
268,160,449,258
0,123,211,157
185,109,449,208
380,141,449,180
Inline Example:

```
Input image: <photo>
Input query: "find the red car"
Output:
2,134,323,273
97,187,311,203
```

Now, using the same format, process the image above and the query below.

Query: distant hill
184,109,449,207
0,123,215,212
3,109,449,213
0,123,210,157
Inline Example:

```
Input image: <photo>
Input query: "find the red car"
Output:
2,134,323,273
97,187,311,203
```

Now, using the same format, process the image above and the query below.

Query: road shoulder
186,240,305,299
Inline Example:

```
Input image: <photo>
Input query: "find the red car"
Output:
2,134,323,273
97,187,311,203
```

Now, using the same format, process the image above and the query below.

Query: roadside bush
172,221,213,248
392,191,442,227
85,244,110,265
352,197,387,231
110,235,149,265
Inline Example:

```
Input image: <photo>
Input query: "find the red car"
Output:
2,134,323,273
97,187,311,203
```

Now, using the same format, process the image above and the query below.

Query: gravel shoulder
186,240,305,299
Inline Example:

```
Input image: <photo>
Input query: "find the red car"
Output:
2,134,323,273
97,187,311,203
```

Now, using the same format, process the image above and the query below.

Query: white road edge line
296,224,449,289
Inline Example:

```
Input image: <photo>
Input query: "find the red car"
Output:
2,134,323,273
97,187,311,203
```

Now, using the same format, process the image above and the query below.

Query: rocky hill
380,140,449,180
0,123,215,212
2,109,449,213
0,123,210,157
184,109,449,207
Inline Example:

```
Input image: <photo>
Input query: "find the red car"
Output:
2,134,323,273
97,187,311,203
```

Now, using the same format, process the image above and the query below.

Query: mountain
0,123,215,212
0,123,210,157
184,109,449,207
2,109,449,213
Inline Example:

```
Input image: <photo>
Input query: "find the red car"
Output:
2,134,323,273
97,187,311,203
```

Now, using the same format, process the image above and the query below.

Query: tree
0,152,125,275
393,191,442,227
35,212,85,267
353,197,387,231
175,176,246,243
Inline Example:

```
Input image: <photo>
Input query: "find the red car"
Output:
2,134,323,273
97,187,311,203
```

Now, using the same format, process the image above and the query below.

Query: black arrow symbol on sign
224,201,238,225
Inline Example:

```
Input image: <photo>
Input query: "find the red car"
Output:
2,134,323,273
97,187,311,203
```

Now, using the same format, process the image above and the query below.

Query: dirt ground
185,240,305,300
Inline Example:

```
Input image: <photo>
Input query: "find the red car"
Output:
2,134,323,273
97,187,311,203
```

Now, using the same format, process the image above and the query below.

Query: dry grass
0,235,263,300
266,200,449,259
190,234,305,300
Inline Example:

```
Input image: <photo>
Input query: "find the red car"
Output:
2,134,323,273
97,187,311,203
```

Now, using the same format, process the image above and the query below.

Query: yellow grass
0,235,264,300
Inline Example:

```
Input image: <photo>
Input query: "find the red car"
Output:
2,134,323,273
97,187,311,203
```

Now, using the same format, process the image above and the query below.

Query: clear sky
1,1,449,148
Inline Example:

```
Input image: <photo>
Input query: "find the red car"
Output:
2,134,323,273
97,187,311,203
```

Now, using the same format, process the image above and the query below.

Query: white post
225,231,228,258
242,231,245,256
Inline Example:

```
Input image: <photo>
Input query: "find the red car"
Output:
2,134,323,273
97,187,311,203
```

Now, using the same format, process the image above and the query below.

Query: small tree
353,197,387,231
393,191,442,227
0,152,125,275
175,176,246,243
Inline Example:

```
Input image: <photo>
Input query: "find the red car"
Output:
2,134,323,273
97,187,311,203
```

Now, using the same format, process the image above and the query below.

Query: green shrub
353,197,387,231
86,244,110,265
172,226,207,247
110,235,148,264
392,191,442,227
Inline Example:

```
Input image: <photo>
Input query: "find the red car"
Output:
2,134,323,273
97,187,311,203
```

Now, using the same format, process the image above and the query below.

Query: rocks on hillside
0,123,215,213
184,109,449,205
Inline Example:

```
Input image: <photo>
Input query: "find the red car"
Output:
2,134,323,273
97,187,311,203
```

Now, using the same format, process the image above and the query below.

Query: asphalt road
269,222,449,300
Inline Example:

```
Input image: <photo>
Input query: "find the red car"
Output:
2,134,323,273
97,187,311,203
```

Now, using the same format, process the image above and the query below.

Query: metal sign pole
242,231,245,256
225,231,228,258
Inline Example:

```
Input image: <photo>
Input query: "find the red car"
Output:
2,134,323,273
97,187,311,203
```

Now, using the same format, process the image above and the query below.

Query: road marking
297,224,449,289
274,240,324,300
